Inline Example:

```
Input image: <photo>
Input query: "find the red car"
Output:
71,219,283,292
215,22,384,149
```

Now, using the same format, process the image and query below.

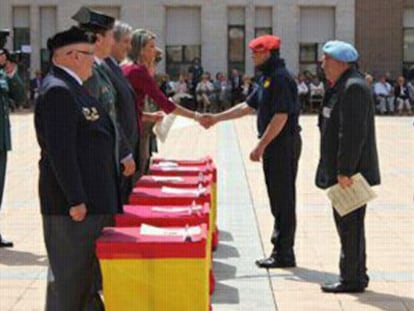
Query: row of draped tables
96,157,218,311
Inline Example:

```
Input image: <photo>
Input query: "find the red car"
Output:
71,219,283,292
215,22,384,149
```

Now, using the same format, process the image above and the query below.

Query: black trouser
333,205,369,286
263,131,302,256
43,214,114,311
120,175,132,206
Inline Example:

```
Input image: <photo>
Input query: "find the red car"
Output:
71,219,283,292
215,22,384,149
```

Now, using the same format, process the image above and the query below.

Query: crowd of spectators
154,66,254,113
294,70,413,115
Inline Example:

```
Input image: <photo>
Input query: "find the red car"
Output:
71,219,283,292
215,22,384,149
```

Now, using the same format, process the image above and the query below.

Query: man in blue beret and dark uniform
200,35,302,268
316,40,380,293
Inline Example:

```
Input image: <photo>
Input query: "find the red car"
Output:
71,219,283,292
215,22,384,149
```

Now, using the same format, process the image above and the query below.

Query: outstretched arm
199,102,254,129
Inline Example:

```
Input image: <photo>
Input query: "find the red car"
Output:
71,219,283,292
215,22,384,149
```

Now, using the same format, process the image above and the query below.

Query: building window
299,43,323,76
228,8,245,74
403,29,414,78
403,10,414,78
255,28,272,37
299,7,335,76
166,45,201,79
13,28,30,51
255,7,272,37
166,7,201,79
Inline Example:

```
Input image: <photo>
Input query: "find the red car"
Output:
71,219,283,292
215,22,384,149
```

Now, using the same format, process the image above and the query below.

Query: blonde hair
129,28,156,63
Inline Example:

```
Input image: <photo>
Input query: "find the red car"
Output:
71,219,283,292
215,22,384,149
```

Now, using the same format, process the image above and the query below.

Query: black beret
47,26,96,53
72,7,115,32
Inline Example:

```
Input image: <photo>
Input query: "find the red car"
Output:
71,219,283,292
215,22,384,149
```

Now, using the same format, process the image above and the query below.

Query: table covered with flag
96,225,210,311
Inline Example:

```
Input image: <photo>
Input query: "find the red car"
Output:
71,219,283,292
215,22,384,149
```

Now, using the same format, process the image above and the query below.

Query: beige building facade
0,0,355,78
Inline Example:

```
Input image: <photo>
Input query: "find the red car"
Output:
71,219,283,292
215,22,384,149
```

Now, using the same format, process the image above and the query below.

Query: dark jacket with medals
35,66,120,215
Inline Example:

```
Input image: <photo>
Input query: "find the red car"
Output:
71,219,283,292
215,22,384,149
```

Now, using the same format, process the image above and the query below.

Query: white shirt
297,81,309,95
94,56,103,66
374,81,392,96
54,64,83,85
310,82,324,96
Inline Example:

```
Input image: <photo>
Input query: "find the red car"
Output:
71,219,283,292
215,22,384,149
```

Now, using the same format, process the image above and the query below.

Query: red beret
248,35,281,52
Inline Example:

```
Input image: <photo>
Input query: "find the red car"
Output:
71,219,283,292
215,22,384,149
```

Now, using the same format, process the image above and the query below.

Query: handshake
195,113,219,129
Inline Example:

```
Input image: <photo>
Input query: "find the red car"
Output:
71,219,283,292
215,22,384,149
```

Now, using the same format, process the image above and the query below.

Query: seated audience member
241,74,254,101
297,73,309,112
196,73,214,112
309,75,324,111
374,75,394,114
394,76,412,115
213,72,231,112
174,73,189,95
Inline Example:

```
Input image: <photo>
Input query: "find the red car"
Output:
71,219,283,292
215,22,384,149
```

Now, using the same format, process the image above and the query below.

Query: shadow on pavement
211,281,240,304
275,267,414,311
218,230,234,242
213,243,240,259
211,260,240,304
213,260,237,281
0,249,48,266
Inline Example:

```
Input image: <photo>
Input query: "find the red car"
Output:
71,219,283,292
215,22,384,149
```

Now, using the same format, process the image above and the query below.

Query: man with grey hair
104,20,139,202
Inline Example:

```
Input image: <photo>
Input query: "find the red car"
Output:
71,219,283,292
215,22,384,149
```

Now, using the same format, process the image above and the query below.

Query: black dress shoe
0,236,13,248
321,282,365,293
255,256,296,269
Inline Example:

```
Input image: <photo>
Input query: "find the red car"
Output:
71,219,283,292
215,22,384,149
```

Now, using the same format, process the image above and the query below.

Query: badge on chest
82,107,100,121
263,78,271,89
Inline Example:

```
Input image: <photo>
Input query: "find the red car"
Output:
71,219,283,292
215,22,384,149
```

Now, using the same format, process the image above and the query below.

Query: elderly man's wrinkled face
55,43,95,81
321,54,338,82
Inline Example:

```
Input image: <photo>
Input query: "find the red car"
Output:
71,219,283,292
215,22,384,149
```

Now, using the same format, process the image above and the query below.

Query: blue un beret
322,40,359,63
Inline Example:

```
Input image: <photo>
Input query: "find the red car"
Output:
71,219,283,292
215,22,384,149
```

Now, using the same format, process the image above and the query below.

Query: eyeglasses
66,50,94,56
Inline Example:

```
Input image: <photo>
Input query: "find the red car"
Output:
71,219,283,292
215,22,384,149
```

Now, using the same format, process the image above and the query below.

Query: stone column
30,5,40,76
201,1,227,75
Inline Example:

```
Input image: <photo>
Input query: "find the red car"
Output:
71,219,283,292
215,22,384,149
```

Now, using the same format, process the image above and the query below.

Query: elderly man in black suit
103,20,139,203
316,41,380,293
34,26,120,310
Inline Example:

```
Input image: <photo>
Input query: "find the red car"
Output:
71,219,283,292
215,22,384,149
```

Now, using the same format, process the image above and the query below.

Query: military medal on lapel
263,78,271,88
82,107,100,121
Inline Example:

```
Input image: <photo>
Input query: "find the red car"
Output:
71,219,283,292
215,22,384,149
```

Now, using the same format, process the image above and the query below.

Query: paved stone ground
0,111,412,310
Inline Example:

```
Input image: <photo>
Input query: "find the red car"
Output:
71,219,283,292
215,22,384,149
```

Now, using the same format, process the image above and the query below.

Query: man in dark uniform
0,30,25,247
315,41,380,293
34,26,120,310
73,7,136,207
104,20,139,203
200,35,302,268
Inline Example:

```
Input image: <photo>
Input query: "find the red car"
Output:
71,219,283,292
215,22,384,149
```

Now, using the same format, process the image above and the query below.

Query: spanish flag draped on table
96,225,210,311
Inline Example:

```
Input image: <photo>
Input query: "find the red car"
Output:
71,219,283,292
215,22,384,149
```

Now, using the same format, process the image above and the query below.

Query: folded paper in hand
327,173,377,217
153,113,176,143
